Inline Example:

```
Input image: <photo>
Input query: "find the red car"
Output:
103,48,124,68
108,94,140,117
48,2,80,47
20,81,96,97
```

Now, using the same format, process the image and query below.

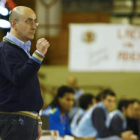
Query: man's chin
109,109,114,112
29,35,35,40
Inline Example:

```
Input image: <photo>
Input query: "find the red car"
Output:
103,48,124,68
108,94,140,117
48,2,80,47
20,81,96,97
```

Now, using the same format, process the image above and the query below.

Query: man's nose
31,23,37,30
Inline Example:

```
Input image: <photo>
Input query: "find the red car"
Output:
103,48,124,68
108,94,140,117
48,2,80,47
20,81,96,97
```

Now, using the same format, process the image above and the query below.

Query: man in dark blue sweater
107,99,138,140
0,6,50,140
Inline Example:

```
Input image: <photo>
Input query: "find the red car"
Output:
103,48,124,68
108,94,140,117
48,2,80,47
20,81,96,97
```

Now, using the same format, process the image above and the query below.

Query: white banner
69,24,140,72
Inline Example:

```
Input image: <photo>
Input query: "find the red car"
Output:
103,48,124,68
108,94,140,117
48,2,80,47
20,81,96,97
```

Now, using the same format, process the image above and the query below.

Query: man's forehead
20,15,37,20
106,95,116,99
63,92,74,97
19,10,36,18
128,104,133,107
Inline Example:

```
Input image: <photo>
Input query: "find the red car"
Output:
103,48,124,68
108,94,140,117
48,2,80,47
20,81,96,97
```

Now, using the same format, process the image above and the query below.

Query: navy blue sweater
0,41,43,112
92,107,115,138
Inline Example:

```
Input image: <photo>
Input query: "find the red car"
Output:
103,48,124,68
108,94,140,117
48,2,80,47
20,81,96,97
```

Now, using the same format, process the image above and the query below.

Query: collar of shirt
98,102,109,118
5,32,31,57
78,108,85,115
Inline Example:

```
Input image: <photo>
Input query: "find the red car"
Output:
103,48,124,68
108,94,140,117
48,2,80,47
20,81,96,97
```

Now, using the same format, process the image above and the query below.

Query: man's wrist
36,50,45,57
32,50,45,63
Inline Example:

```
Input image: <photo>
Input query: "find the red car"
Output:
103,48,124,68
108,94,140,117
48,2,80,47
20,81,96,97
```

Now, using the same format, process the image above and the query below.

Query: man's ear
10,20,17,30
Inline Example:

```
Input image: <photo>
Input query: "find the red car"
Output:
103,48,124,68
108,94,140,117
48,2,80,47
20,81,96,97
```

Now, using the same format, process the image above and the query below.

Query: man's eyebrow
26,18,37,21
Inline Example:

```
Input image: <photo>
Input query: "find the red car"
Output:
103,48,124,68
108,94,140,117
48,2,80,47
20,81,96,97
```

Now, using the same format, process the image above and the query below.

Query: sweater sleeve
110,115,124,137
91,107,115,138
0,51,41,88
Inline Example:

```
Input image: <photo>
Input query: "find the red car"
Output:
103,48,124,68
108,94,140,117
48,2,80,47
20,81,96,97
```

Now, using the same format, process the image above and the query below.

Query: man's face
58,93,74,112
15,10,37,42
67,77,77,90
133,102,140,119
102,95,116,112
125,103,134,118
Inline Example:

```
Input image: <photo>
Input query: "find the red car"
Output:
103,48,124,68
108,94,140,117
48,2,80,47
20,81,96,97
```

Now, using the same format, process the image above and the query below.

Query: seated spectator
67,76,84,122
71,93,95,135
133,99,140,119
74,89,117,139
107,99,138,140
127,99,140,138
67,76,84,103
42,86,74,136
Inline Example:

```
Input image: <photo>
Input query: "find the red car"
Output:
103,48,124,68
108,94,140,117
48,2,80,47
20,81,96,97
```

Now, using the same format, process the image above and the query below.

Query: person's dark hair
118,99,134,111
131,99,140,104
49,86,74,108
101,89,116,99
96,92,104,103
79,94,94,110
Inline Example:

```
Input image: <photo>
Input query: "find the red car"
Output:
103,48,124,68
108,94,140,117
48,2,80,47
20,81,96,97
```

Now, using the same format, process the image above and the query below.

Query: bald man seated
0,6,50,140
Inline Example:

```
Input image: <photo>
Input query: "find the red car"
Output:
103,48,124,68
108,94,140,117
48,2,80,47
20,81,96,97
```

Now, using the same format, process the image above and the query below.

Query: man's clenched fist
36,38,50,55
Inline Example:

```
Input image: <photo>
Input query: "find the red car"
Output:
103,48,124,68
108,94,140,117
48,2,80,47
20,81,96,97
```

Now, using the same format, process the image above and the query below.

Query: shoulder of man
0,40,19,52
93,106,104,113
112,114,122,121
49,107,60,115
91,106,106,120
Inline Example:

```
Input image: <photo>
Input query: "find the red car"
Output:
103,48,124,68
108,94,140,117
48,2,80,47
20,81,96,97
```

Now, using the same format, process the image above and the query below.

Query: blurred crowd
41,77,140,140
